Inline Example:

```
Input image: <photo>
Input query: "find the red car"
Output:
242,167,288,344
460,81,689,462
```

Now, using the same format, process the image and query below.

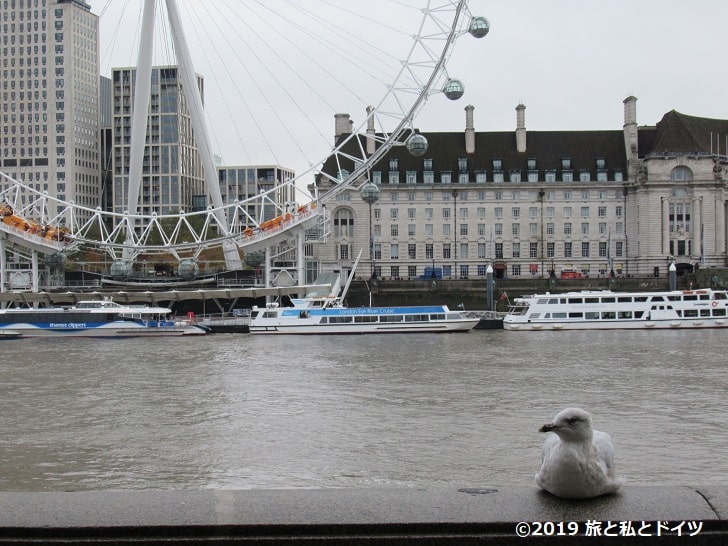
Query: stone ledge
0,486,725,544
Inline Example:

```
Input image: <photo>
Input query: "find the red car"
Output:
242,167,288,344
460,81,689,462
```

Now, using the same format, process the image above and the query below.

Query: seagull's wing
592,429,615,478
541,432,559,465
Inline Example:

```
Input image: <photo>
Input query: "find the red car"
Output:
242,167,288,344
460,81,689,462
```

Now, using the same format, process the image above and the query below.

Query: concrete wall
0,487,726,544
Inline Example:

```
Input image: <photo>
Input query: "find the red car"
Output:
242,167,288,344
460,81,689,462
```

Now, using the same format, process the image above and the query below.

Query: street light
452,189,459,278
360,181,380,277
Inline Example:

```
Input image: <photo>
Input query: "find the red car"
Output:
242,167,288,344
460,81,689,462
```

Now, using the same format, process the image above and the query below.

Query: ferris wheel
0,0,489,276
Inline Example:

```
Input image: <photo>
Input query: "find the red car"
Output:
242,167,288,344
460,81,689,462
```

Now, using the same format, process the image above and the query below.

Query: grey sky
96,1,728,182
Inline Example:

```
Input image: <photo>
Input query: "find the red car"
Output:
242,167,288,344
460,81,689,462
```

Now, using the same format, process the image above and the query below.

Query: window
495,242,503,259
530,242,538,258
581,222,589,235
547,242,555,258
599,241,607,257
512,242,520,258
406,171,417,184
581,242,590,257
460,224,468,236
494,207,503,219
441,171,451,184
391,208,399,220
408,244,417,259
426,243,434,259
492,158,502,171
581,206,589,217
564,222,572,235
512,207,520,219
390,243,399,260
512,223,520,236
458,157,468,171
671,166,693,181
509,170,521,183
615,205,623,218
408,224,416,237
443,243,451,259
333,209,354,237
495,223,503,236
391,225,398,237
564,242,572,258
564,206,572,218
425,224,433,237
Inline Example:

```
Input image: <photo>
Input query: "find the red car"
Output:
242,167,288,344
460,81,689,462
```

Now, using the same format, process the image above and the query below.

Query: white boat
249,251,479,334
0,299,210,337
503,288,728,331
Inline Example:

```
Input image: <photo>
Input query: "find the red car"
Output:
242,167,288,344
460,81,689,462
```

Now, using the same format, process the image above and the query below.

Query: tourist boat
503,288,728,331
0,299,210,337
249,251,479,334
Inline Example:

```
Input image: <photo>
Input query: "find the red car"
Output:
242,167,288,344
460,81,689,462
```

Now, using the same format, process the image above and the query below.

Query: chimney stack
622,96,638,158
334,113,352,141
464,105,475,154
366,106,376,155
515,103,526,153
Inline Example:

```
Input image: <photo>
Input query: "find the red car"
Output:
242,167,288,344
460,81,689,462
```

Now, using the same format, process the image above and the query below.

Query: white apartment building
313,98,728,280
1,0,100,218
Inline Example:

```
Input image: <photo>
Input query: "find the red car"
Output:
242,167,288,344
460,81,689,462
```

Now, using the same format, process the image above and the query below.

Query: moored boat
0,299,209,337
503,288,728,331
249,250,479,334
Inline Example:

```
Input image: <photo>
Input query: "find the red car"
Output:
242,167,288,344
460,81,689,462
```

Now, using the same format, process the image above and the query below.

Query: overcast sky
95,0,728,182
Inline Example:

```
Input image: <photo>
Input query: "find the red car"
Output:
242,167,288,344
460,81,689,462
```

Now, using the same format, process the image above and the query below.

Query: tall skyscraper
111,65,206,217
0,0,100,218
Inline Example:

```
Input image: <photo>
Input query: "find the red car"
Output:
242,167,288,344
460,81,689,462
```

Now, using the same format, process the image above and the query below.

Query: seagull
535,407,624,499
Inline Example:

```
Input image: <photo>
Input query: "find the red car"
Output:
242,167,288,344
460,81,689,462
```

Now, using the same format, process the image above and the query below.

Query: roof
646,110,728,156
321,129,627,182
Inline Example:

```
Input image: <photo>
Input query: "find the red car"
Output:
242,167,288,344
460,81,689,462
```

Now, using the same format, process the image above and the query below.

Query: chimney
366,106,376,155
334,113,352,141
515,103,526,153
464,105,475,154
622,96,638,158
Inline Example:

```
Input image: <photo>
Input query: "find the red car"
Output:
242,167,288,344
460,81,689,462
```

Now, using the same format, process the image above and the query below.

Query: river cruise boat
250,250,479,334
0,299,209,337
249,300,479,334
503,289,728,331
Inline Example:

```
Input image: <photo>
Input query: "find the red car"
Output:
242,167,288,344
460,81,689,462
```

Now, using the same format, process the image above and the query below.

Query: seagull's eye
567,417,579,425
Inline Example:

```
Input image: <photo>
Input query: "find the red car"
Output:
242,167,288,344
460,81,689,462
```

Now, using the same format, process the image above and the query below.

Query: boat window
584,298,599,304
617,297,632,303
601,311,616,319
700,309,711,317
548,298,559,304
634,311,644,318
568,312,583,319
650,296,665,302
618,311,632,319
683,295,698,301
552,312,567,318
430,313,446,321
328,316,353,323
568,298,583,304
585,312,599,320
601,297,615,303
667,295,681,301
699,294,710,300
634,296,648,302
530,313,540,319
714,292,728,300
536,298,549,304
354,315,378,323
713,308,726,316
683,309,698,318
263,311,278,318
380,315,403,323
405,314,429,322
299,311,309,319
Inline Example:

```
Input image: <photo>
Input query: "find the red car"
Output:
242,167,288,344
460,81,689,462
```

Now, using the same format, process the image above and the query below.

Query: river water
1,329,726,491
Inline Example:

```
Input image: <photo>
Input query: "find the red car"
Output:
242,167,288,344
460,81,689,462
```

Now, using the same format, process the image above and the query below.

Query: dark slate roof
321,129,626,181
646,110,728,156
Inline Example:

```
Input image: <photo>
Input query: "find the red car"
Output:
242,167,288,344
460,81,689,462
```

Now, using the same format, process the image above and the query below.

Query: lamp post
360,181,380,277
452,189,458,279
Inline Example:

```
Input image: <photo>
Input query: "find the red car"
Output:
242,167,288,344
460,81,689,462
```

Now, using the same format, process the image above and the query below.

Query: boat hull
503,319,728,331
250,319,479,335
0,322,208,337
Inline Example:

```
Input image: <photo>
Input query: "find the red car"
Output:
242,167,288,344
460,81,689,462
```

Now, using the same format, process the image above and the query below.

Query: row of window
371,169,623,184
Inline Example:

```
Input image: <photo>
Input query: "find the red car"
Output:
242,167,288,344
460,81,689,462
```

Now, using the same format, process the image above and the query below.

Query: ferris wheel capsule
468,16,490,38
443,78,465,100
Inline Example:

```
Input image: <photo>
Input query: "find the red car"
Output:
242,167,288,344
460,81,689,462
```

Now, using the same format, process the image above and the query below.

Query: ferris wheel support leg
264,247,272,304
297,231,305,286
31,250,39,295
0,238,5,294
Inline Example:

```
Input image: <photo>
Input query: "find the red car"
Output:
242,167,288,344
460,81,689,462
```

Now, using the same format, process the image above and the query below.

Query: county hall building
312,97,728,281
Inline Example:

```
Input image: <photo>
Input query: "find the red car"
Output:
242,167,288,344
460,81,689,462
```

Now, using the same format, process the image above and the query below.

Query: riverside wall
0,487,726,544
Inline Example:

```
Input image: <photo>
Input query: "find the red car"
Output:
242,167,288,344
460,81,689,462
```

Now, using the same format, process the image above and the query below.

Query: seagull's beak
539,423,557,433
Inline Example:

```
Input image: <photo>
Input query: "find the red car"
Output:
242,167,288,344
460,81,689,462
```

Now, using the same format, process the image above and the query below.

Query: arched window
334,208,354,238
670,166,693,181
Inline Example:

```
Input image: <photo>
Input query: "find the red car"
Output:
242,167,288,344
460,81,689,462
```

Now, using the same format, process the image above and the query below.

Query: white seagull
535,407,624,499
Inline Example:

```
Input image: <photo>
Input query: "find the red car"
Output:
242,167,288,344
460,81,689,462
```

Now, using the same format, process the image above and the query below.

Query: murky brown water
1,329,726,490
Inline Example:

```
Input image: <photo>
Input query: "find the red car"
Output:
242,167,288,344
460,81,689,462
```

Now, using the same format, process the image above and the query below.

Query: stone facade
311,98,728,281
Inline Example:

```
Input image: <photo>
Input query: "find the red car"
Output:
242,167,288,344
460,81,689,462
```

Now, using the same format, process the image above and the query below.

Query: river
0,329,726,491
